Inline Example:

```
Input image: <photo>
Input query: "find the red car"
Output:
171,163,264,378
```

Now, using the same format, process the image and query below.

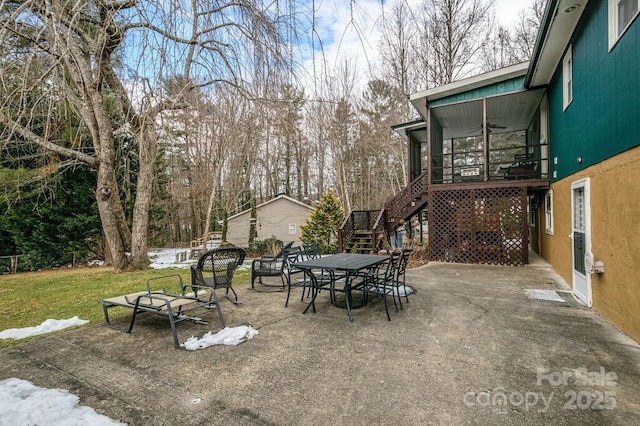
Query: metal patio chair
250,241,294,290
365,251,403,321
394,248,413,307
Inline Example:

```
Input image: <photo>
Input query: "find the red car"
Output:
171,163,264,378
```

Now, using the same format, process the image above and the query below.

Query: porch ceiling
432,89,545,139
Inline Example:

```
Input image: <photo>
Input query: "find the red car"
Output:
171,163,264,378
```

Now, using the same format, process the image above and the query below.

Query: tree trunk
129,126,157,269
90,85,132,271
95,165,129,272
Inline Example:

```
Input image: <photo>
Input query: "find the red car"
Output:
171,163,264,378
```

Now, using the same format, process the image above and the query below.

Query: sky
495,0,535,26
300,0,536,95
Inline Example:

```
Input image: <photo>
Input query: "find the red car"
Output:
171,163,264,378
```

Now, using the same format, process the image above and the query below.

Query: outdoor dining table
293,252,390,322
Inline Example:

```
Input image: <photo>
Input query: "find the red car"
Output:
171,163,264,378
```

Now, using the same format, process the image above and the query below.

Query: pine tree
300,189,345,253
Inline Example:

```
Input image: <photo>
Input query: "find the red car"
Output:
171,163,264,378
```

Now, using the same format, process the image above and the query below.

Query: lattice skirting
427,187,528,266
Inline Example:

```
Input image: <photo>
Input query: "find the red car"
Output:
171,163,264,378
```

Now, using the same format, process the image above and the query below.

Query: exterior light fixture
564,4,579,13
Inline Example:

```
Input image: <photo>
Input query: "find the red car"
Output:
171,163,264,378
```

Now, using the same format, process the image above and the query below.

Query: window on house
609,0,639,48
545,191,554,235
562,46,573,110
529,196,537,227
288,223,297,235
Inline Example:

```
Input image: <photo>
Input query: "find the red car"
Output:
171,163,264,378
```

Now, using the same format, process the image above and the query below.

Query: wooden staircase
338,210,382,253
343,230,376,253
339,171,429,252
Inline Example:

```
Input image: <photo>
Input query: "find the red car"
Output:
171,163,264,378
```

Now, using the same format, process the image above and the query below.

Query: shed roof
227,194,315,221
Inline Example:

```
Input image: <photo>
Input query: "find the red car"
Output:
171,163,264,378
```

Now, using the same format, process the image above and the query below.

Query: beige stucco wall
226,197,313,248
539,145,640,343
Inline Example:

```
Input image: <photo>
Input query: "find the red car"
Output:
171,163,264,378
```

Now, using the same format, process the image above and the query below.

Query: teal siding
429,76,526,107
549,1,640,182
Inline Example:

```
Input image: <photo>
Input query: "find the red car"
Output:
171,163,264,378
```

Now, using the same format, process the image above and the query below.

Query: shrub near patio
0,266,250,349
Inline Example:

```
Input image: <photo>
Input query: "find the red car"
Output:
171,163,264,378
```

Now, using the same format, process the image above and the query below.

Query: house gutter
524,0,560,88
525,0,589,88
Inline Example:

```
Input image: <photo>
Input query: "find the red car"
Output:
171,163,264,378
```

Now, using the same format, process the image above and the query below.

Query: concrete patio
1,254,639,425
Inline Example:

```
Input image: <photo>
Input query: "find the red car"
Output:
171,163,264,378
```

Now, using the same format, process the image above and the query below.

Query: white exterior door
571,179,591,306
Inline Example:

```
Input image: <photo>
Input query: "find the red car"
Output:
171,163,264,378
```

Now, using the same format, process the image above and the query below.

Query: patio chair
101,274,224,348
394,248,413,307
285,245,336,307
191,247,246,305
298,267,340,314
250,241,294,290
283,246,310,306
302,243,321,260
365,251,403,321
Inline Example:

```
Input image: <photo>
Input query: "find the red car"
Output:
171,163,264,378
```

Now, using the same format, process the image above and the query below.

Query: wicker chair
191,247,246,305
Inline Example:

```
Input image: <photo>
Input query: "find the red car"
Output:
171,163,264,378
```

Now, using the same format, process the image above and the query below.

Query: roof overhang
409,62,530,119
525,0,589,88
391,119,426,138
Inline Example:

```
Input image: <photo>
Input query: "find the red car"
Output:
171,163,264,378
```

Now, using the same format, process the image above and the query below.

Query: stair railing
370,208,388,248
384,170,429,226
338,209,381,252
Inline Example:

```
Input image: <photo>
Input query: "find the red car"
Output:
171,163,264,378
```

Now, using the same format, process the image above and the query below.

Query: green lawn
0,266,250,349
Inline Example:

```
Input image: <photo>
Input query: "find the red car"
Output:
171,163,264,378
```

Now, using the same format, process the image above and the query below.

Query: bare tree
481,0,545,71
512,0,546,61
351,80,407,209
324,59,360,210
302,97,332,200
422,0,495,85
377,0,424,99
481,23,519,71
0,0,295,270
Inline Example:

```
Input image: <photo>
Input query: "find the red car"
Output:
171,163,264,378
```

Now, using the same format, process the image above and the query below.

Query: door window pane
573,187,585,231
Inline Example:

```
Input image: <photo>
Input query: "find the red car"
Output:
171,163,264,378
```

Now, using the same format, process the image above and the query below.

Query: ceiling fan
468,122,507,135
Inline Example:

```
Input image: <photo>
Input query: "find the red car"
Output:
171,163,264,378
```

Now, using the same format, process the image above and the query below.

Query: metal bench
499,153,538,179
